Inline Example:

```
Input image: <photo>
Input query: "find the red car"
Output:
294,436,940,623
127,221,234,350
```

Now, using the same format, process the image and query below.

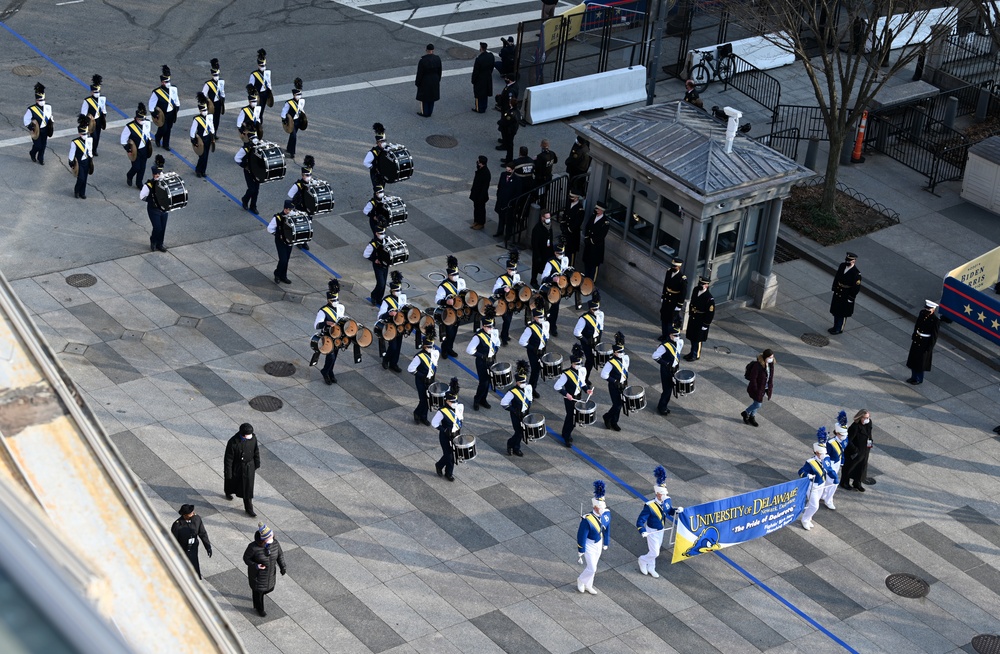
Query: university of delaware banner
671,479,810,564
940,245,1000,348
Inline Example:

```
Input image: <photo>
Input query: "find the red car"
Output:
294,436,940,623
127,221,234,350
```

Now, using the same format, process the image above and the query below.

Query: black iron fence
725,54,782,112
864,108,968,193
756,127,800,161
939,33,1000,86
771,104,831,141
500,173,571,245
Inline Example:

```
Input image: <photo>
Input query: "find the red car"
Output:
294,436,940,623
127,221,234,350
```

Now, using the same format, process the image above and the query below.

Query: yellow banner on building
543,3,586,52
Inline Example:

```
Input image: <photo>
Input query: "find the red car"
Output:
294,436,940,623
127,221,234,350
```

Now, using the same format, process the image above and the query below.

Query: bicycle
688,49,734,94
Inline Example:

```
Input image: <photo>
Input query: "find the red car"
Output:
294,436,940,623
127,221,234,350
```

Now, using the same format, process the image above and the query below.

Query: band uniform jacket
471,50,495,98
636,497,677,534
243,536,286,593
415,53,443,102
224,432,260,500
830,262,861,318
685,288,715,344
906,308,939,372
583,215,609,267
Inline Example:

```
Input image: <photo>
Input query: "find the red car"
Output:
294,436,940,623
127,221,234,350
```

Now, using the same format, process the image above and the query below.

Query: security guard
652,328,684,416
684,276,715,361
576,480,610,594
636,467,679,578
364,124,387,190
492,250,521,346
190,92,216,178
519,301,549,396
139,155,169,252
24,83,53,165
408,326,440,425
234,133,262,214
249,49,273,118
149,65,180,150
533,138,558,197
379,272,407,373
314,281,345,384
500,360,532,456
267,200,296,284
829,252,861,335
600,332,628,431
81,75,107,157
435,256,467,359
121,103,152,187
171,504,212,580
465,307,500,410
287,155,316,250
281,78,306,158
582,203,609,282
202,59,226,132
540,237,569,330
554,344,592,448
659,257,688,339
363,186,390,236
68,116,93,200
432,378,463,481
363,222,390,307
572,292,604,379
236,85,262,141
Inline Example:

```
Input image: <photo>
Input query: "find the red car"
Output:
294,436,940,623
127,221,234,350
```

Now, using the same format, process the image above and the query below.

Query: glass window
715,222,739,257
604,166,631,235
654,210,683,262
626,194,657,251
744,205,763,247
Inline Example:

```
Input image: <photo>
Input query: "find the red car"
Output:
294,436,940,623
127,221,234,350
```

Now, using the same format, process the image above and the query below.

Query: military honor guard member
519,300,550,395
636,467,680,578
496,105,519,167
436,256,468,358
906,300,939,385
530,211,554,287
466,307,501,410
415,43,442,117
249,49,274,118
541,237,569,328
202,59,226,131
267,200,296,284
555,344,592,448
683,276,715,361
600,332,629,431
315,281,345,384
68,116,93,200
363,222,390,306
364,186,390,236
573,292,604,378
798,440,837,531
408,326,440,426
471,42,495,113
281,78,306,158
287,155,317,250
577,480,610,594
122,103,152,187
432,378,463,481
379,272,408,373
822,412,849,509
234,133,262,214
149,65,180,150
659,257,688,339
190,92,216,178
582,202,609,282
81,75,107,157
24,82,53,165
243,522,286,617
652,328,684,416
236,85,262,140
171,504,212,579
225,423,261,517
500,360,533,456
562,192,585,268
364,123,387,189
139,155,169,252
493,250,521,345
829,252,861,334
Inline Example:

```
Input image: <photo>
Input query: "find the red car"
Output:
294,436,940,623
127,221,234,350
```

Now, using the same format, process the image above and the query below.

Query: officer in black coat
416,44,443,117
533,139,558,197
684,276,715,361
496,37,516,77
906,300,940,384
224,423,261,517
471,43,495,113
496,106,519,165
659,257,688,339
829,252,862,334
561,192,585,267
171,504,212,579
565,136,590,194
530,212,554,286
470,155,491,229
582,203,610,282
494,162,520,238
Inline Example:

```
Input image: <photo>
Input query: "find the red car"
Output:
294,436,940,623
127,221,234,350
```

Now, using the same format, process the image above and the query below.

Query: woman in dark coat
840,409,873,492
741,348,775,427
224,422,261,517
582,203,610,282
243,523,286,617
906,301,939,385
415,43,443,117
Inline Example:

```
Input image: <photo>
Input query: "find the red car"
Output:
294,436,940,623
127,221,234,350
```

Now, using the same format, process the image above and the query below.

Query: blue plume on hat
816,426,828,445
654,466,667,487
837,410,848,428
593,480,606,501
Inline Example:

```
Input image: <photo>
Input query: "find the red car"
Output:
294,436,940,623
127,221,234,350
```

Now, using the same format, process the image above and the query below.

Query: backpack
744,360,755,381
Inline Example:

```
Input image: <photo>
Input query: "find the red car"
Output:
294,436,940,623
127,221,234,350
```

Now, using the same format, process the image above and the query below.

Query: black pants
585,263,599,282
500,132,514,162
474,356,490,405
242,168,260,213
127,148,148,187
184,547,202,579
195,137,212,176
473,200,487,226
147,204,168,248
660,302,680,337
321,349,338,378
415,376,429,421
30,132,48,162
92,125,103,155
212,107,223,136
369,166,384,190
274,235,292,281
442,323,459,356
562,398,577,445
385,336,402,367
507,411,523,453
604,381,623,426
436,431,454,477
286,121,300,156
581,340,596,380
528,349,542,390
657,364,675,412
74,162,89,197
500,311,513,344
842,449,870,487
155,113,175,149
419,100,435,117
548,298,561,331
371,264,388,306
832,315,846,332
474,96,489,113
252,589,270,614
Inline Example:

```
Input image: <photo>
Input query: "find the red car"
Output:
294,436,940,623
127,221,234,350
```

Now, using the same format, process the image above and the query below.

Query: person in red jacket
741,348,774,427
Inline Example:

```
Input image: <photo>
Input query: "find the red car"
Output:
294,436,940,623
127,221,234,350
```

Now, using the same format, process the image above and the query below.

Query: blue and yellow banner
941,246,1000,348
671,479,809,563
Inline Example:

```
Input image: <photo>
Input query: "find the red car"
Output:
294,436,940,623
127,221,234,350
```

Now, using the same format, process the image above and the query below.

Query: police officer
465,307,500,410
576,480,610,594
493,251,521,345
202,59,226,132
171,504,212,579
636,467,679,578
684,276,715,361
829,252,861,335
573,292,603,379
250,48,273,118
540,237,569,331
68,116,93,200
379,272,408,373
496,105,518,165
799,441,837,531
121,103,152,187
267,200,296,284
435,256,467,359
149,65,180,150
363,223,390,307
432,378,463,481
234,133,262,214
533,138,558,197
236,85,262,141
81,75,107,157
139,155,169,252
190,93,216,178
659,257,688,339
364,123,387,190
24,83,53,165
519,300,549,396
408,326,440,426
314,280,345,384
281,78,306,158
652,328,684,416
495,74,518,113
600,332,628,431
363,186,390,236
554,344,592,448
500,360,532,457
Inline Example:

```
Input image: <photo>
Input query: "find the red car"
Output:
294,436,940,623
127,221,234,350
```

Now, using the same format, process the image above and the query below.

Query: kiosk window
654,211,683,261
715,223,739,257
626,195,657,250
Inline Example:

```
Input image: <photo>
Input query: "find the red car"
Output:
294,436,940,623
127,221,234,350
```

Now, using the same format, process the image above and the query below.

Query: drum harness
417,351,437,381
440,406,462,435
582,313,602,352
530,322,547,354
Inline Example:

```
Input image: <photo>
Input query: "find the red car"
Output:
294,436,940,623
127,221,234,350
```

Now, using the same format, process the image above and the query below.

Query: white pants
801,482,823,524
821,462,842,503
638,529,664,571
577,540,602,589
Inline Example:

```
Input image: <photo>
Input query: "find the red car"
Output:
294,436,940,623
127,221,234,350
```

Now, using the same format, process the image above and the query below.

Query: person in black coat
243,523,286,617
496,106,519,165
561,192,585,267
582,203,610,282
565,136,591,194
840,409,873,492
829,252,862,334
471,43,495,113
171,504,212,579
684,276,715,361
659,257,688,339
530,212,554,286
470,155,491,229
495,74,519,112
416,43,443,117
741,349,775,427
906,300,939,385
224,422,261,517
494,162,520,238
496,37,516,77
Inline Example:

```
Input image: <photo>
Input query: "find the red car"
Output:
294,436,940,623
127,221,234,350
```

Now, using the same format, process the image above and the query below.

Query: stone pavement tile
530,588,620,646
309,221,349,251
170,243,231,279
415,563,497,621
724,538,799,579
727,584,814,644
151,370,219,414
33,272,95,309
257,616,327,654
34,320,69,354
131,420,202,470
206,567,287,626
868,601,961,654
633,437,708,483
780,564,866,622
229,266,289,304
218,611,284,654
84,397,125,434
406,631,463,654
924,581,1000,635
451,489,526,545
150,283,214,319
366,518,442,571
672,603,760,654
232,346,305,391
356,582,437,643
37,307,102,345
113,254,173,289
615,625,682,654
855,535,938,584
499,597,586,654
117,377,189,422
180,277,240,317
294,430,366,477
206,356,286,402
387,573,466,631
200,268,262,307
390,509,468,562
335,526,415,583
352,413,424,459
781,629,868,654
218,311,284,350
302,537,382,595
338,468,417,521
445,552,527,609
141,252,200,284
140,328,203,369
469,608,550,654
265,434,339,489
108,337,173,377
337,370,405,414
509,533,580,589
82,342,144,385
166,324,230,363
289,604,371,654
264,567,323,619
584,567,670,625
472,542,551,599
734,458,789,488
176,363,246,406
87,385,157,430
11,277,64,314
197,315,257,356
88,260,150,296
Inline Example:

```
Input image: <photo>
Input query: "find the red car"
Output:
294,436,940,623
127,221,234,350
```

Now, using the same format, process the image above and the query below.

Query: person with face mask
190,92,216,178
636,466,680,578
822,412,850,509
249,48,273,118
829,252,861,335
436,256,468,359
741,348,775,427
364,186,390,236
519,300,550,396
841,409,874,492
365,123,388,190
287,156,316,250
243,522,285,617
582,203,610,282
171,504,212,580
363,222,390,306
652,327,684,416
530,212,554,287
554,344,593,448
600,332,629,431
573,292,604,379
202,59,225,131
234,132,262,214
541,238,569,334
798,440,837,531
379,272,408,373
432,378,463,481
236,85,262,142
148,65,180,151
314,280,345,385
281,78,306,158
24,82,53,165
408,326,440,426
267,200,297,284
576,480,610,594
81,75,107,157
121,103,152,187
139,155,169,252
501,360,533,456
225,423,261,517
684,275,715,362
466,307,501,410
493,250,521,346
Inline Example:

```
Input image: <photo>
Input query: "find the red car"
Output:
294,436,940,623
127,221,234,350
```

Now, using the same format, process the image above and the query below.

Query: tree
718,0,956,215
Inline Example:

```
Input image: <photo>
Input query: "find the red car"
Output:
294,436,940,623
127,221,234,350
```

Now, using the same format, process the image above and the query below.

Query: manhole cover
401,280,412,290
263,361,295,377
713,345,731,354
428,272,446,282
12,65,43,77
773,241,800,264
885,573,930,598
426,134,458,149
249,395,283,412
446,46,477,60
801,333,829,347
972,634,1000,654
463,264,481,273
66,273,97,288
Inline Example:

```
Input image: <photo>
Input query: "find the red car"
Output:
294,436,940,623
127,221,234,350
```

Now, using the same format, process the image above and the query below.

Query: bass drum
280,211,313,245
304,179,335,215
154,172,188,212
249,141,286,183
378,143,414,183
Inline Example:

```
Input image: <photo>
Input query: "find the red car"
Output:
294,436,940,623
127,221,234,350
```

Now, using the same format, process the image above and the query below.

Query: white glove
577,554,584,565
807,474,816,481
675,506,684,513
603,546,608,551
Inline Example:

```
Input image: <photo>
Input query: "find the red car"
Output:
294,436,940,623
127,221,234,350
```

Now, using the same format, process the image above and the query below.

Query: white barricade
686,33,796,76
523,66,647,125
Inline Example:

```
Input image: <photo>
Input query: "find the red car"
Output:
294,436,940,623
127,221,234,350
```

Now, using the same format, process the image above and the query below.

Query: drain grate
426,134,458,149
972,634,1000,654
801,333,830,347
66,273,97,288
263,362,295,377
427,272,446,282
446,46,477,60
773,241,800,264
885,573,930,598
12,65,43,77
249,395,283,412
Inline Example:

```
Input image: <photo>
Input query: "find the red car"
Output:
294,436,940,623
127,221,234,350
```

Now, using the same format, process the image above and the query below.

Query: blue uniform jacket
636,498,676,534
576,510,611,552
798,457,837,485
826,438,847,465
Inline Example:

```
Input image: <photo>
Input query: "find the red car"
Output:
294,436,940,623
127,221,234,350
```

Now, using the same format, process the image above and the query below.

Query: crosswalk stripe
380,0,537,22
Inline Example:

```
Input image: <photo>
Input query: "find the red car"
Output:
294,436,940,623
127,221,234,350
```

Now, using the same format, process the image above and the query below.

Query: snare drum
374,320,397,341
337,317,358,338
489,362,513,389
574,400,597,426
427,382,449,410
280,211,313,245
304,179,335,215
595,342,613,365
521,413,546,442
383,235,409,265
674,369,696,396
378,143,414,183
451,433,477,463
249,141,286,183
541,353,563,380
579,276,595,296
383,195,408,225
623,385,646,414
153,172,188,212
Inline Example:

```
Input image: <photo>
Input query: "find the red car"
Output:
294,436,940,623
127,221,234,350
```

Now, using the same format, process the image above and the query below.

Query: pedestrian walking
470,155,491,230
471,42,495,113
741,348,774,427
840,409,873,492
416,44,443,117
576,480,610,594
798,441,837,531
171,504,212,579
243,522,286,618
906,300,939,384
636,467,680,578
225,422,261,517
829,252,861,334
432,378,463,482
541,0,558,21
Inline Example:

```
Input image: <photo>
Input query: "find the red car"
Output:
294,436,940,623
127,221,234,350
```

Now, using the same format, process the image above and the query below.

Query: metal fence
939,33,1000,86
500,174,571,245
756,127,800,161
864,108,969,194
725,53,782,112
771,104,831,141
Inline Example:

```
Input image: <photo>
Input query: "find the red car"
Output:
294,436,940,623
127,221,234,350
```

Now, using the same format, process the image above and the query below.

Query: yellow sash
86,97,99,115
242,106,256,124
207,80,219,97
384,296,399,311
583,313,599,332
321,306,338,322
288,100,299,114
548,259,562,274
155,87,171,105
441,407,457,426
72,138,87,159
195,116,208,134
129,122,145,142
30,105,45,123
530,323,544,341
566,369,579,389
807,459,825,479
610,358,626,381
441,281,458,296
585,513,602,534
511,387,527,408
253,71,266,87
648,500,664,521
418,352,433,370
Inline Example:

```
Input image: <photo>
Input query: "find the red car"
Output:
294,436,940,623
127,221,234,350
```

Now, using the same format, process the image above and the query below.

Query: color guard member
465,307,500,410
576,480,610,594
822,413,849,510
555,344,592,448
24,83,53,165
652,328,684,416
234,133,262,214
435,256,467,359
492,250,521,346
267,200,296,284
636,466,680,578
519,300,549,396
249,49,273,118
500,360,532,456
314,280,345,384
573,291,603,379
379,272,407,373
68,116,93,200
149,65,180,150
432,378,463,481
600,332,628,431
81,75,107,157
363,223,390,307
139,155,169,252
121,103,152,187
202,59,226,131
798,440,837,531
684,276,715,361
408,326,440,426
281,78,306,158
190,92,216,178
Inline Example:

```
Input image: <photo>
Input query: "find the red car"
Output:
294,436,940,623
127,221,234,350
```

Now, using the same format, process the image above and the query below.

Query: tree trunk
820,133,844,214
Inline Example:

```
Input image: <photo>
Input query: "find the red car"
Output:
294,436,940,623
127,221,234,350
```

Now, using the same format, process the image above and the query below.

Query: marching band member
287,155,316,250
492,250,521,346
600,332,629,431
540,237,569,330
314,280,345,385
684,275,715,361
573,291,603,379
659,257,688,339
435,256,467,359
281,78,306,158
236,85,262,141
267,200,296,285
652,328,684,416
202,59,225,132
636,466,680,578
465,307,500,411
822,414,849,510
379,272,407,373
500,360,532,457
139,155,169,252
576,480,610,594
364,123,387,190
234,133,262,214
554,344,592,448
121,103,152,188
408,326,439,426
363,222,390,307
363,186,390,236
519,298,549,396
81,75,107,157
68,116,93,199
24,82,53,165
190,92,216,178
798,439,837,531
431,378,463,482
249,49,273,118
149,65,180,150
